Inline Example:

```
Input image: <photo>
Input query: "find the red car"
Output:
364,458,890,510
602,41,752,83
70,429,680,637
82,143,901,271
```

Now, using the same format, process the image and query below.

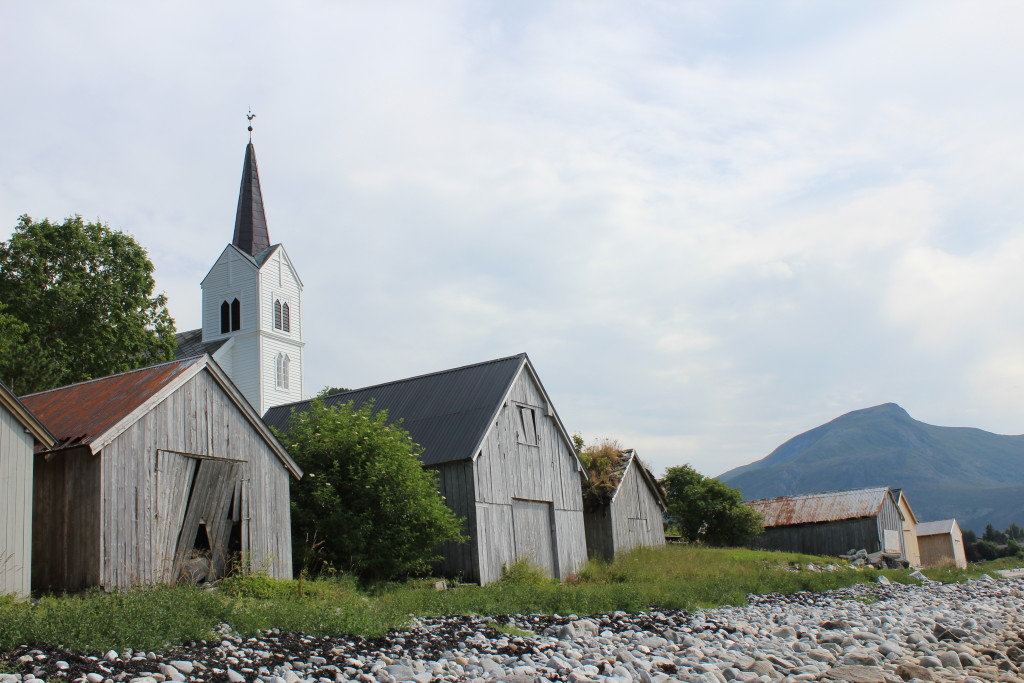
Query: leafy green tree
661,465,764,546
1006,523,1024,541
280,398,466,581
0,215,176,393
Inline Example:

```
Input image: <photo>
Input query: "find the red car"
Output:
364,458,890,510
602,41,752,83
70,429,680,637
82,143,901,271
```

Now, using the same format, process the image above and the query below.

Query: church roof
264,354,530,466
172,328,228,360
232,142,271,256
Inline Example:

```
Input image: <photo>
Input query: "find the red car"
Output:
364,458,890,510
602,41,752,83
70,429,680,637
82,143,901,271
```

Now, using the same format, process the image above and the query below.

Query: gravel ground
2,575,1023,683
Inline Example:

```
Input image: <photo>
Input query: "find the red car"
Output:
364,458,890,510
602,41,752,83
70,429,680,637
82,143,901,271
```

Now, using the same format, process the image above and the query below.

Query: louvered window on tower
282,302,290,332
274,300,282,330
230,298,241,331
220,301,230,334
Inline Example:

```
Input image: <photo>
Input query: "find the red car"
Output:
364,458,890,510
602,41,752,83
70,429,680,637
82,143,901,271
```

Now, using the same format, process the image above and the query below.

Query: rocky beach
2,576,1022,683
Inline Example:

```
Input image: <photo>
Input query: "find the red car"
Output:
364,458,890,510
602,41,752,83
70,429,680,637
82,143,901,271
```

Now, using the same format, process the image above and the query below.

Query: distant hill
717,403,1024,534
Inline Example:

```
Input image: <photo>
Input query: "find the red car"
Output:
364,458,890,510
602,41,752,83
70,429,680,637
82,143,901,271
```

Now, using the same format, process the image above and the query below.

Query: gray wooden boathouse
745,486,905,559
265,353,589,584
21,356,301,591
583,448,667,561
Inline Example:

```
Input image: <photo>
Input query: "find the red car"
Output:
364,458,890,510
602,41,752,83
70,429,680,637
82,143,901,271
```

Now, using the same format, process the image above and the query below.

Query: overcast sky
4,1,1024,478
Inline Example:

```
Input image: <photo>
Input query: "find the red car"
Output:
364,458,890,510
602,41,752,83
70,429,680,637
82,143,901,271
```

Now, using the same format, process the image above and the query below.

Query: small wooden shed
21,355,301,591
265,353,588,585
746,486,905,559
0,381,54,597
583,449,666,561
891,488,922,567
916,519,967,568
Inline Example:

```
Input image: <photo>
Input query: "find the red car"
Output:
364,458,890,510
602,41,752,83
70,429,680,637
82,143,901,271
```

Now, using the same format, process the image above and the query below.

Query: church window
276,353,290,389
220,301,230,334
274,300,282,330
282,302,290,332
230,298,241,331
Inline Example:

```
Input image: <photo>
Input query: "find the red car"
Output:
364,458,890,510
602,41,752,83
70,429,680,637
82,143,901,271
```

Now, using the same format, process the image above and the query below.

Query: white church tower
176,130,304,416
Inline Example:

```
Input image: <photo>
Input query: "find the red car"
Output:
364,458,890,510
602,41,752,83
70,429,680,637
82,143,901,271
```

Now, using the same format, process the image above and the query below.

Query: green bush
279,399,466,582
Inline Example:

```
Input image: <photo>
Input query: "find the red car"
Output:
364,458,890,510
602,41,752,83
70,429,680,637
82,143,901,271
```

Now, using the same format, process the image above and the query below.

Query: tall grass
0,544,996,653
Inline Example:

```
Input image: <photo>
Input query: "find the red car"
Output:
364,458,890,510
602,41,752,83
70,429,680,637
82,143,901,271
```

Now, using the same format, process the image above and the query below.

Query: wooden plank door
171,459,240,582
155,452,199,581
511,498,558,577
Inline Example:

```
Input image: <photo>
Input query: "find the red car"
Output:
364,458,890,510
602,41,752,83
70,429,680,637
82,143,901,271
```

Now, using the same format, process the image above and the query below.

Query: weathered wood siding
919,523,967,569
610,461,665,556
583,507,614,561
432,461,477,579
584,460,665,561
751,517,880,557
896,497,921,567
875,495,905,557
0,405,35,597
33,369,293,592
32,448,101,592
472,369,587,584
97,369,293,588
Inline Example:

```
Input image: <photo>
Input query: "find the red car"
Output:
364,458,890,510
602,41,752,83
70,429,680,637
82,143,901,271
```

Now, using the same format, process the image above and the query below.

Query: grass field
0,545,1016,653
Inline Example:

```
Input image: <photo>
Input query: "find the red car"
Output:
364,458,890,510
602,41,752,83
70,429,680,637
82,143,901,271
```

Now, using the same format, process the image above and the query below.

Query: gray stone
87,675,105,683
876,575,891,585
842,652,879,667
938,651,962,669
825,665,888,683
226,670,246,683
917,656,943,669
156,666,184,683
168,662,194,676
896,663,934,681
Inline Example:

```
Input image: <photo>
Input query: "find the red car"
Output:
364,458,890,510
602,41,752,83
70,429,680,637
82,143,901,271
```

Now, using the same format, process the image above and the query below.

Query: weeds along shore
0,545,1018,654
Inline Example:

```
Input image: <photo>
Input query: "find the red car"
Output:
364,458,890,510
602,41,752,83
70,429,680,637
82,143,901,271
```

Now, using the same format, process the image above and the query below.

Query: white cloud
4,1,1024,478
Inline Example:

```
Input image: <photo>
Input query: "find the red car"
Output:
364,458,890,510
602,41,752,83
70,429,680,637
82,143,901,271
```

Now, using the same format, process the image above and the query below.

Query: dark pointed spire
232,140,270,256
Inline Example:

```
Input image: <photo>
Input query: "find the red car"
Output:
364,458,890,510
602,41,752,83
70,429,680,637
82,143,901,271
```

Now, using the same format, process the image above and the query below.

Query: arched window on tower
231,298,241,331
276,353,290,389
282,302,290,332
220,301,230,334
274,300,282,330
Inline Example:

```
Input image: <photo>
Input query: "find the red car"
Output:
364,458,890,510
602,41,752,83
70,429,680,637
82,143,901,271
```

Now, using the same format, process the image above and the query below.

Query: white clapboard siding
0,404,34,597
472,367,587,584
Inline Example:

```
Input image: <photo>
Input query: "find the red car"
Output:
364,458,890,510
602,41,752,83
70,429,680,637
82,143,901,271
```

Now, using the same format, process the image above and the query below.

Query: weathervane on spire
246,108,256,141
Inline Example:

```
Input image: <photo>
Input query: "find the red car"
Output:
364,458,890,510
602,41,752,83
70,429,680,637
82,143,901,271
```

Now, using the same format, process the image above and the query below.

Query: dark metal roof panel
173,328,228,360
21,357,203,451
746,486,891,527
264,354,526,466
233,142,270,256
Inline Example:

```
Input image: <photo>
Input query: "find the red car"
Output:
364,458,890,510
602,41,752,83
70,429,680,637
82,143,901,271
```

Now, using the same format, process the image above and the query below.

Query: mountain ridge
718,403,1024,533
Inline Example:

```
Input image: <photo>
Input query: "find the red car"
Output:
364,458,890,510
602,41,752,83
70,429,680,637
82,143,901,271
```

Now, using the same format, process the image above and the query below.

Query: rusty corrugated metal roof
746,486,891,527
21,357,203,451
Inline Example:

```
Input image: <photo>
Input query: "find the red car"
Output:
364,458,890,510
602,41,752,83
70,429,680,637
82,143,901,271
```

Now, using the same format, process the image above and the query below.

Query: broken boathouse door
511,498,558,577
170,457,240,583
